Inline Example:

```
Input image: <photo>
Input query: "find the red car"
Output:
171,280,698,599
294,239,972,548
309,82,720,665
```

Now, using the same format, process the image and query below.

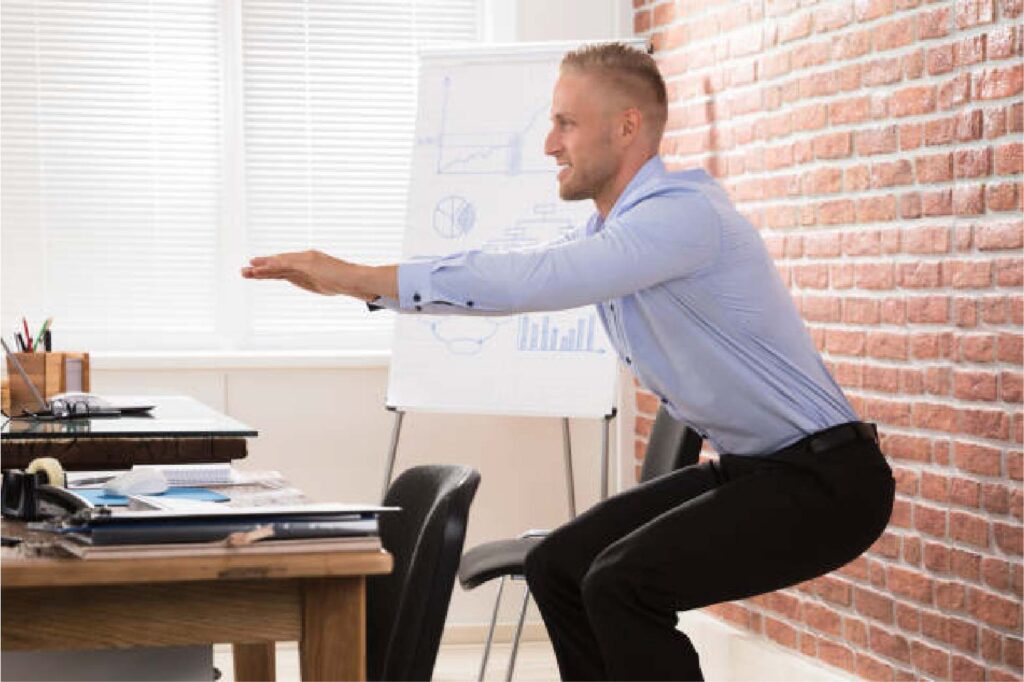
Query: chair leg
478,576,506,681
504,585,531,682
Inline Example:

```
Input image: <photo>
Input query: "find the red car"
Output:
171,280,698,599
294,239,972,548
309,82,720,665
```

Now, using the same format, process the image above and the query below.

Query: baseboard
441,621,548,645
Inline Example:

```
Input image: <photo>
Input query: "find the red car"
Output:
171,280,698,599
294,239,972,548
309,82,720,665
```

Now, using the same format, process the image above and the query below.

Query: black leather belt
795,422,878,455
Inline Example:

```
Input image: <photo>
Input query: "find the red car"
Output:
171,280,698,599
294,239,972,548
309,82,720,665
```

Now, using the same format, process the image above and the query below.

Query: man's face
544,71,622,202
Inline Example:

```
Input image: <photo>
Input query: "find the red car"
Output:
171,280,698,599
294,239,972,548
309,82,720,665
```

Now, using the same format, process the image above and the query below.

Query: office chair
457,407,703,680
367,464,481,681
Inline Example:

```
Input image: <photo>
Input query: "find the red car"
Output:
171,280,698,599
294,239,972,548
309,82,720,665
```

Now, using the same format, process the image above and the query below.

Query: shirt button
413,293,422,302
625,356,632,364
467,301,474,307
609,303,615,312
415,305,422,311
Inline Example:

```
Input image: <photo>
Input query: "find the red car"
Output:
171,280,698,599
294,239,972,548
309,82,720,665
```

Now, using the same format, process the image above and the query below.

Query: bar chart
516,313,603,353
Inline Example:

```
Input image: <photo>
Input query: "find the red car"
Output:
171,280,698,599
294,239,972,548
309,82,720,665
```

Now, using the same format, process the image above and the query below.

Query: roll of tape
26,457,65,487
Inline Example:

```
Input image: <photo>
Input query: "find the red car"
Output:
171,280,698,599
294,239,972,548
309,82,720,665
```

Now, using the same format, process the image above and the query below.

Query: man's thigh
587,462,891,611
533,461,721,583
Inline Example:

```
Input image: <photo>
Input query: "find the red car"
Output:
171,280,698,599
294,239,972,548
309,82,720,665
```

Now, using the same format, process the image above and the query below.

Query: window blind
1,0,223,351
1,0,480,353
242,0,481,350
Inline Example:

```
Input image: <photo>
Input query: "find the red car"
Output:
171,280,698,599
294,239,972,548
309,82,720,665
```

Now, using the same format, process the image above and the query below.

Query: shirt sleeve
384,188,720,315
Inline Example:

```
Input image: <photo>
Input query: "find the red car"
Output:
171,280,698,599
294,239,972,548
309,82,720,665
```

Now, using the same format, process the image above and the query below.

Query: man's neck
594,151,657,218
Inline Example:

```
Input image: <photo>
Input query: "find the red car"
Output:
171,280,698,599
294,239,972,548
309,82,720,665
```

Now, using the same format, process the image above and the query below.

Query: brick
819,640,855,674
857,196,897,223
953,184,985,215
855,0,893,21
911,640,949,679
843,297,879,324
870,626,911,663
871,160,913,188
902,226,950,254
898,261,941,288
914,502,949,536
925,116,954,146
779,12,813,44
916,153,953,183
987,181,1021,212
998,332,1023,364
845,165,870,191
888,565,933,604
953,370,999,401
834,29,872,60
829,96,871,125
857,264,895,290
920,7,951,39
856,126,898,155
976,220,1024,250
954,147,992,178
802,168,841,195
1002,371,1023,403
958,407,1010,440
950,438,999,475
816,575,852,606
957,109,984,141
982,627,1003,662
764,616,798,648
957,34,986,66
944,260,991,288
952,655,985,681
995,258,1023,286
938,73,972,111
976,64,1024,100
875,16,915,51
987,24,1024,60
813,132,852,159
950,510,990,548
995,142,1023,175
889,86,936,117
920,471,949,503
969,588,1022,629
819,199,855,224
924,542,950,573
921,189,953,216
955,297,978,327
804,602,842,637
955,0,995,28
981,483,1010,515
862,57,902,86
907,296,949,324
994,521,1023,555
937,581,967,612
792,103,827,131
926,43,956,77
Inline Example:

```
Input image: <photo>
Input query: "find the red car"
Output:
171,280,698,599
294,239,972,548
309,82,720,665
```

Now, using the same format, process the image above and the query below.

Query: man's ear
620,107,642,144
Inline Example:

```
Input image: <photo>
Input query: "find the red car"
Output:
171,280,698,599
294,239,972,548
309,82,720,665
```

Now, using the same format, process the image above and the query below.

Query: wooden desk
2,528,392,681
1,395,256,470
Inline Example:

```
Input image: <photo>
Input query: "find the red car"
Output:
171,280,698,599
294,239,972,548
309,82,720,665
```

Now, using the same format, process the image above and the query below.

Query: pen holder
4,352,90,416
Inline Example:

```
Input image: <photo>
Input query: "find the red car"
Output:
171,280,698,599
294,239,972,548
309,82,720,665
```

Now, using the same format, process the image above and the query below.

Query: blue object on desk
77,487,230,507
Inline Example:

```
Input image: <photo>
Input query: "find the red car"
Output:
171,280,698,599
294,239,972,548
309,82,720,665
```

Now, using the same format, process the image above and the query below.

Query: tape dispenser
1,457,89,520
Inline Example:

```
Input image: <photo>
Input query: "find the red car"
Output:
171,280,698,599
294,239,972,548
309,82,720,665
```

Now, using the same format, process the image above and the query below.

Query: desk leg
300,577,365,681
233,643,276,681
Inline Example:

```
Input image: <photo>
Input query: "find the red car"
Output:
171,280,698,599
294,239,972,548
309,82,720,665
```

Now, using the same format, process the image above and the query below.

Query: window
1,0,481,352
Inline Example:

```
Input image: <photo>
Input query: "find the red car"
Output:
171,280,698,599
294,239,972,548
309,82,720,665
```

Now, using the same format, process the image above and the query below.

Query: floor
212,639,559,681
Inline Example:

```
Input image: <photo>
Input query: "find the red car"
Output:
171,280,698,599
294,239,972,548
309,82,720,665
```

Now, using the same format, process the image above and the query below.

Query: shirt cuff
366,296,400,312
398,260,436,312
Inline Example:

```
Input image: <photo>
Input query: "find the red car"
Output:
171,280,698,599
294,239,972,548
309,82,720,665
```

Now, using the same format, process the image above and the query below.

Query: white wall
41,0,631,633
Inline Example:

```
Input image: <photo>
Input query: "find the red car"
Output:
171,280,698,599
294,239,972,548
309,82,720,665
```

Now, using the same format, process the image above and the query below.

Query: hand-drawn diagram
433,195,476,239
517,313,604,353
482,202,573,252
419,317,508,355
416,76,553,176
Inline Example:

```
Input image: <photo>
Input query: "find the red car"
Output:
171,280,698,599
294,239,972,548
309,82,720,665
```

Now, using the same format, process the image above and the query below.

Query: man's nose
544,127,559,157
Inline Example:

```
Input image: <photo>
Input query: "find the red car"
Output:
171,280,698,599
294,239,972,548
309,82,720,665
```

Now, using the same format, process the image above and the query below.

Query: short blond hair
561,42,668,143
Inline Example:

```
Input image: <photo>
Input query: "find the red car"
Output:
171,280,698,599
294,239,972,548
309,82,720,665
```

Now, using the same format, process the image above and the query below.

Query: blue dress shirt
373,155,857,455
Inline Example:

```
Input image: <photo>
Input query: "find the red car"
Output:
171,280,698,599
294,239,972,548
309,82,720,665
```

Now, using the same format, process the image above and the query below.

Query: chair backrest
639,406,704,482
367,464,481,681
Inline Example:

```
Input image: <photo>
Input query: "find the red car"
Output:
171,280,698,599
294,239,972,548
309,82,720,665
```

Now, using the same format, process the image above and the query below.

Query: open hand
241,250,358,297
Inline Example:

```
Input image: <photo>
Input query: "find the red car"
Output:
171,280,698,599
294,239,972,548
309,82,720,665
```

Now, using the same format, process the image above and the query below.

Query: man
243,43,894,681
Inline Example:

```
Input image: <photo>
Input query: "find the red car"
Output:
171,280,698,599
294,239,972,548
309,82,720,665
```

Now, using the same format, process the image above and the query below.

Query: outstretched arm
241,250,397,301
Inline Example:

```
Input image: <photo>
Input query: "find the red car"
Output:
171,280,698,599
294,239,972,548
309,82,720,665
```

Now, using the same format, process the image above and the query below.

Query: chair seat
458,536,545,590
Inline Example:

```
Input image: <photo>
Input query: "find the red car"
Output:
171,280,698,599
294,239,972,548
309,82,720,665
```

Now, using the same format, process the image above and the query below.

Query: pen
21,317,32,352
33,318,52,351
44,329,52,352
15,332,25,352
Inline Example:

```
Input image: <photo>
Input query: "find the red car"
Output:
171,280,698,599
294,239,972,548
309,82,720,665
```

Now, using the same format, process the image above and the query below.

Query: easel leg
381,409,405,501
600,413,613,501
561,417,576,519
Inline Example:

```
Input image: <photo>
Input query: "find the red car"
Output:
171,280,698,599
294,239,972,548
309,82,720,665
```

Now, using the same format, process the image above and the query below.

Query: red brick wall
632,0,1023,679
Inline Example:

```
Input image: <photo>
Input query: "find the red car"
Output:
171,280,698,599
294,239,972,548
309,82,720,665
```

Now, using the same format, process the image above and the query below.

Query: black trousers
524,424,895,681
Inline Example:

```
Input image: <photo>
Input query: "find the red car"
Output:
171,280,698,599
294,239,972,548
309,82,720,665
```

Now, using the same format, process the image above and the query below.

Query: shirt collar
589,155,666,234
